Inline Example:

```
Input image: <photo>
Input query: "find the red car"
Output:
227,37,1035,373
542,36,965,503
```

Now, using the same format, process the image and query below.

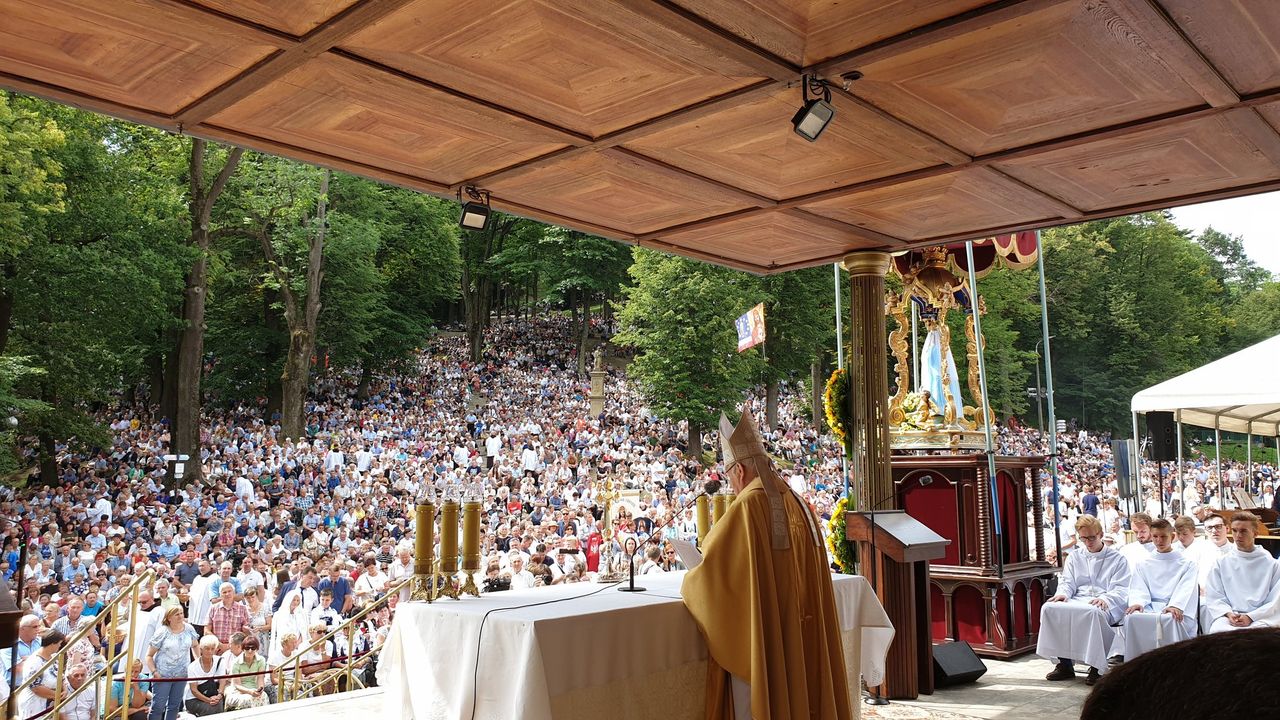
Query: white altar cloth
378,572,893,720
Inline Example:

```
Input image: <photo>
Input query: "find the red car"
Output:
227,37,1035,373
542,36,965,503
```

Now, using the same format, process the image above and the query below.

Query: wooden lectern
846,510,949,699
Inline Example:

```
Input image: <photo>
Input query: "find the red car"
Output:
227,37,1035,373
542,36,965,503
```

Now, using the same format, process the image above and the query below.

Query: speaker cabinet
1148,411,1177,462
933,641,987,687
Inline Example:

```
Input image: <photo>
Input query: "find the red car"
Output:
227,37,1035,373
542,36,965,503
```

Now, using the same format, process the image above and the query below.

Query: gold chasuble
682,477,852,720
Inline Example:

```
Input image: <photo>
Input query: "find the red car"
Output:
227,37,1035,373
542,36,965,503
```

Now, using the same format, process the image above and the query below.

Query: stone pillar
589,368,606,417
841,252,894,511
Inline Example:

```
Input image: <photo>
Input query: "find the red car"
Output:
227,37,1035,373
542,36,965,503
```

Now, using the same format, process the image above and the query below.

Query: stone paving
220,653,1088,720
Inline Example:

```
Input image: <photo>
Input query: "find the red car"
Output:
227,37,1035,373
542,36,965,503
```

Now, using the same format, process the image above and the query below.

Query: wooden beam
636,207,766,242
1107,0,1239,107
603,148,778,208
636,237,772,274
175,0,418,125
194,123,451,194
0,72,179,132
458,80,783,190
811,0,1066,75
783,209,910,248
982,167,1084,219
830,86,971,166
615,0,798,81
142,0,293,46
489,198,637,242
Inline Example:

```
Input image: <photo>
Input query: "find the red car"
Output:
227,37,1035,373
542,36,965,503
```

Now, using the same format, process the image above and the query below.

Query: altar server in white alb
1117,512,1155,572
1122,519,1198,660
1038,515,1130,686
1203,512,1280,633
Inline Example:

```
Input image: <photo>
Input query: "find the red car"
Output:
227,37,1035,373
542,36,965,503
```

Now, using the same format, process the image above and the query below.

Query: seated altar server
1118,512,1155,572
1122,519,1197,660
683,411,850,720
1203,512,1280,633
1038,515,1130,685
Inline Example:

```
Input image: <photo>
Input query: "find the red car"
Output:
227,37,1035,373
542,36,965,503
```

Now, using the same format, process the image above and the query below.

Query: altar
377,572,893,720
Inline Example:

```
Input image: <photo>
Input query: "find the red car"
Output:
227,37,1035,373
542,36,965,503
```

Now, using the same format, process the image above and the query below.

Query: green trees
615,249,763,454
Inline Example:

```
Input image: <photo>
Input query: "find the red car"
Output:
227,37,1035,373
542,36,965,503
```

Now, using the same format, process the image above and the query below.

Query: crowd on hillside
1,313,1274,718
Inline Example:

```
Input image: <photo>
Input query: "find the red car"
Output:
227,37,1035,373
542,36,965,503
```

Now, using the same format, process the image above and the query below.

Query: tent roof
1131,334,1280,437
4,1,1280,274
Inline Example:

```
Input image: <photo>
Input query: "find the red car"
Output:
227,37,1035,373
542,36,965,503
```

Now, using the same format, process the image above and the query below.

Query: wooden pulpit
846,510,949,699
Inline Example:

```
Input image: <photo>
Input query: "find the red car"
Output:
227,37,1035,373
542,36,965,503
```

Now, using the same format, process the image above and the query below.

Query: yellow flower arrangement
825,495,856,573
823,368,851,451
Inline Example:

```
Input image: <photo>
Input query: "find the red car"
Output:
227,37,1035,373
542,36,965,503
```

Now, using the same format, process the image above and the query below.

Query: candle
696,494,711,543
414,501,435,576
712,493,728,523
440,501,459,574
461,502,481,572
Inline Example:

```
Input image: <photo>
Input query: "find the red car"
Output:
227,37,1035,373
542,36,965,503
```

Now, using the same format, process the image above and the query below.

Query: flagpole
834,263,849,499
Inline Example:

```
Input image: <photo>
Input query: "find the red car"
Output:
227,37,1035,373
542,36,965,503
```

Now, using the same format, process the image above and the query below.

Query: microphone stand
617,481,720,593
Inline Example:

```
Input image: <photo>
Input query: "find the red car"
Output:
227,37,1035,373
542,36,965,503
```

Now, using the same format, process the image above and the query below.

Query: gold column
842,251,894,511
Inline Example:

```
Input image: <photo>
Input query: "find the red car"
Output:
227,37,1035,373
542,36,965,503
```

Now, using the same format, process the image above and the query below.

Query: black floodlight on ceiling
458,185,492,231
792,74,836,142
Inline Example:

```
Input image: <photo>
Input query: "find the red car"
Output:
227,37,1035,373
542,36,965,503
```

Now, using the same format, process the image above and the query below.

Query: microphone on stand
617,479,722,593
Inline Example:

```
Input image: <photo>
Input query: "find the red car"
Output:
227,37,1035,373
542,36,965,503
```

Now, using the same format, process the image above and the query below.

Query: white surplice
1037,545,1130,673
1123,550,1198,660
1118,540,1154,573
1204,545,1280,633
1182,538,1230,630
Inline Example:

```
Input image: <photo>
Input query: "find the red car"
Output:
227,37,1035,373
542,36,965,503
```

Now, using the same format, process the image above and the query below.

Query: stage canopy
1131,334,1280,437
4,1,1280,274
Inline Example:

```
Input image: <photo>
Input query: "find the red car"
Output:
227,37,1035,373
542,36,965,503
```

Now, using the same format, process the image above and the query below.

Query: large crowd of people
0,313,1275,718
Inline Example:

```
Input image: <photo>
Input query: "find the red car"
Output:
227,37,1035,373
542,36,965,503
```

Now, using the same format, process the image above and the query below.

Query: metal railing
274,577,408,703
8,569,155,720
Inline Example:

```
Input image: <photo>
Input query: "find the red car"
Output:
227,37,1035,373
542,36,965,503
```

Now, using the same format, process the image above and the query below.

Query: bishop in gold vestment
683,411,851,720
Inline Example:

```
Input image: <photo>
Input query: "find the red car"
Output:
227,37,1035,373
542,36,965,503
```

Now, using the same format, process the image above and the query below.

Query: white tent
1131,333,1280,436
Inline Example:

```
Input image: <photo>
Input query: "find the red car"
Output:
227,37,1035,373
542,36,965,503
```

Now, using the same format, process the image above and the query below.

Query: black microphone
616,478,721,593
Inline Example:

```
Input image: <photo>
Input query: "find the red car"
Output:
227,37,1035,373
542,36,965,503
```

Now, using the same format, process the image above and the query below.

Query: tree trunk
811,359,824,430
276,170,329,441
686,421,701,464
173,140,243,483
765,379,779,430
161,336,180,423
147,352,164,408
265,377,282,422
356,365,373,400
576,293,590,378
38,432,56,486
0,264,15,355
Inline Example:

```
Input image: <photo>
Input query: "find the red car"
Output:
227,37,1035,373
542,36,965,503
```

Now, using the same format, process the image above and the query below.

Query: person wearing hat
682,410,850,720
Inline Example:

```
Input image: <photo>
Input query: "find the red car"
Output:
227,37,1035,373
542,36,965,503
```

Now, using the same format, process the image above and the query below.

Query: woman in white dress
268,590,308,662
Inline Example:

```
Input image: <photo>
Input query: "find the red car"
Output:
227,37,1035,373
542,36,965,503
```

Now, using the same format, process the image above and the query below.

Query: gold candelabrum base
437,569,461,600
410,573,437,602
890,426,988,451
460,570,480,597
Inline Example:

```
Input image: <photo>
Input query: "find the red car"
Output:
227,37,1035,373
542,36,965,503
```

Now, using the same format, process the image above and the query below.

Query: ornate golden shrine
886,246,992,452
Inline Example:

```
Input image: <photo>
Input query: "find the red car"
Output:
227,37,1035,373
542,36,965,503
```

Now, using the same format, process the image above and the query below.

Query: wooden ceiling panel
800,167,1059,241
669,0,989,67
204,55,568,186
994,110,1280,212
485,151,754,235
339,0,767,137
188,0,361,36
1161,0,1280,95
0,0,281,115
622,87,948,200
848,0,1207,156
657,210,878,270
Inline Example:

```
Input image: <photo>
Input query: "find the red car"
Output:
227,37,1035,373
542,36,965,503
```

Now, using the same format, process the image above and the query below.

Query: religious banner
735,303,766,352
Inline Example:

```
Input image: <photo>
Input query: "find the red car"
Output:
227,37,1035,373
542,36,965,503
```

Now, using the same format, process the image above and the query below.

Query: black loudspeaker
1148,411,1177,462
933,641,987,687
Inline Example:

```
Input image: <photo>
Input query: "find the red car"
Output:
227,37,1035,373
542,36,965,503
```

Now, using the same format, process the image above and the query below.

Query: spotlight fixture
792,74,835,142
457,185,492,231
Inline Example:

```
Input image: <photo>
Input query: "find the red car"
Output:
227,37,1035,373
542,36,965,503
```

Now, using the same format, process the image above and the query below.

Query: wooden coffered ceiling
3,0,1280,274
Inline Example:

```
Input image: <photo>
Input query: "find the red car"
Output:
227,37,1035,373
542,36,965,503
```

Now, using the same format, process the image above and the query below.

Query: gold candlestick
439,487,461,600
712,493,729,523
696,494,710,545
460,480,482,597
412,486,437,602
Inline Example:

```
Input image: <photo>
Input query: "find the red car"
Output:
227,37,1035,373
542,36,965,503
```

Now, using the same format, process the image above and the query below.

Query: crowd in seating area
1,313,1274,717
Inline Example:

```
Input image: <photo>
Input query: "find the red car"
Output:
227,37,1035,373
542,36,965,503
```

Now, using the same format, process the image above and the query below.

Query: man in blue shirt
316,564,353,616
1,615,41,684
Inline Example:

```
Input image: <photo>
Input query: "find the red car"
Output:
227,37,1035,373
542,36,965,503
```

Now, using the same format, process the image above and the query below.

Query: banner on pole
735,303,766,352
